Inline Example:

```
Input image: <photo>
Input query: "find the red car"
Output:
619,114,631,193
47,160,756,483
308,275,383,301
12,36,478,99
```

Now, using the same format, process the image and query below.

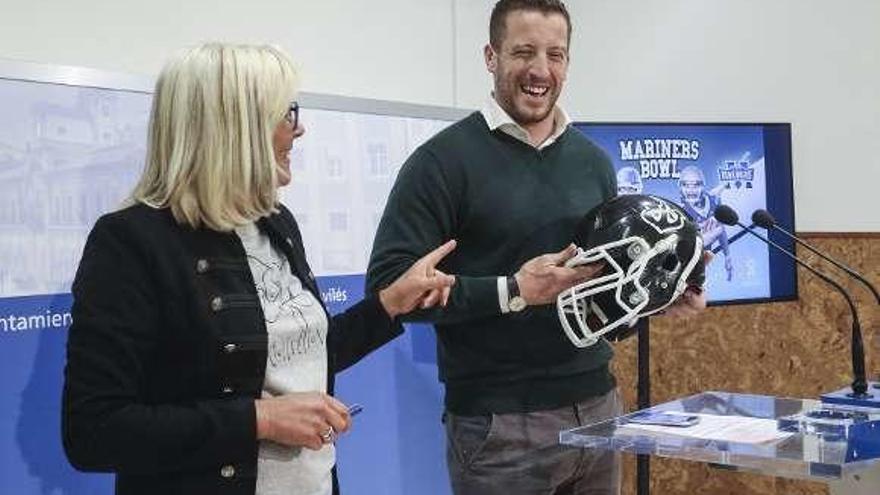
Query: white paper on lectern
619,413,793,444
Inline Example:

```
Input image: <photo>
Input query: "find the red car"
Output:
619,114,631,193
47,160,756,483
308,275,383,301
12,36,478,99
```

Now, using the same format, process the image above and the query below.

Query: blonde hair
129,42,299,231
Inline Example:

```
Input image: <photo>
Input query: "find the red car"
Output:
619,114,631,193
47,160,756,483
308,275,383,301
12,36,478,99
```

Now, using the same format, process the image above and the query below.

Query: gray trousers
444,389,622,495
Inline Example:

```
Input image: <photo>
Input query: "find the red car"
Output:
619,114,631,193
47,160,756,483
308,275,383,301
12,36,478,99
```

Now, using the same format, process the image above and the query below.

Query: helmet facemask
557,195,705,348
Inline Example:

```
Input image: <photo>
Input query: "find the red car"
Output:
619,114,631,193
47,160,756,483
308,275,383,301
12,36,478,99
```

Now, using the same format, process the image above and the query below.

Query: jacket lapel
256,213,321,299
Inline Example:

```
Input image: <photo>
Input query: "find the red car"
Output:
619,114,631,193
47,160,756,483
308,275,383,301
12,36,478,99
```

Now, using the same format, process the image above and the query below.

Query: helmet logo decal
640,200,685,234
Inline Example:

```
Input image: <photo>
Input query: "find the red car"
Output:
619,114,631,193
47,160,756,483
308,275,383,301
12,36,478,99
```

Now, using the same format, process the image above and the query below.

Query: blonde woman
62,43,456,495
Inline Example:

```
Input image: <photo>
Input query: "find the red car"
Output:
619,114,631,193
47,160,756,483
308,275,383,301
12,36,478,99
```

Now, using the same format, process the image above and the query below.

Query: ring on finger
320,426,335,443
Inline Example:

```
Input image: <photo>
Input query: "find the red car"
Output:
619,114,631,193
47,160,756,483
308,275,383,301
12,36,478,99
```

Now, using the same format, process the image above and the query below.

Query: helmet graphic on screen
616,166,643,195
557,194,705,348
678,165,705,206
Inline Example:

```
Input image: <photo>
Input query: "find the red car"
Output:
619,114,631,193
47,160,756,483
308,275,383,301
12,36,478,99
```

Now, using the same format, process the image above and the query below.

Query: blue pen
347,403,364,417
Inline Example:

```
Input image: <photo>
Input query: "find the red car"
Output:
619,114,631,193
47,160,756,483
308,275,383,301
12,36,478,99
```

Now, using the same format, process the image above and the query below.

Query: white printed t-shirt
235,222,333,495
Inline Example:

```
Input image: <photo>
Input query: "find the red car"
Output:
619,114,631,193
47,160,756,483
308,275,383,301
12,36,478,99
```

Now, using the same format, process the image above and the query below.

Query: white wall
1,0,877,231
0,0,454,106
454,0,880,232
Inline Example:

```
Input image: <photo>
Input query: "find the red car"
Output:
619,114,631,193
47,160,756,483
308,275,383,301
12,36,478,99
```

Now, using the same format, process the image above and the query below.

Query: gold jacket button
223,343,237,354
196,259,210,273
220,464,235,478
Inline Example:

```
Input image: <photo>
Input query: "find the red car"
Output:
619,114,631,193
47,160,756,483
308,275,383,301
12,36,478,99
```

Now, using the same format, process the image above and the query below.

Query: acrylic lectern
560,391,880,495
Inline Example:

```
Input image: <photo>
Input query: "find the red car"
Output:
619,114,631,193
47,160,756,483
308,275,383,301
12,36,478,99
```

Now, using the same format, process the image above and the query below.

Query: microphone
752,209,879,305
714,205,869,398
712,205,741,229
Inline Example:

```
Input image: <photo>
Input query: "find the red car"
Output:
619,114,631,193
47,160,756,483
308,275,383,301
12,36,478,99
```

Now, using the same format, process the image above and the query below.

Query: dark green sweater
367,112,618,414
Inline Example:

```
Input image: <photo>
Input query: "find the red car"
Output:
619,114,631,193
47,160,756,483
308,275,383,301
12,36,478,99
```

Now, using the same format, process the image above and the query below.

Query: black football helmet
557,194,705,347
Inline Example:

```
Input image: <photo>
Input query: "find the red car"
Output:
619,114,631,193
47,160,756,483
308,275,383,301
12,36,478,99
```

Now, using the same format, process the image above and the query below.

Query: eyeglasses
285,101,299,129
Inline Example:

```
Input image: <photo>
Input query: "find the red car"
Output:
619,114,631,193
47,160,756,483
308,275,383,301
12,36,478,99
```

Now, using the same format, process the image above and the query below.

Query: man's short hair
489,0,572,49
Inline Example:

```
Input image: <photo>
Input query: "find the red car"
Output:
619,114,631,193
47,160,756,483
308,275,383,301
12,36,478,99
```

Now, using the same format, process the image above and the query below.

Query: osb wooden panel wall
611,234,880,495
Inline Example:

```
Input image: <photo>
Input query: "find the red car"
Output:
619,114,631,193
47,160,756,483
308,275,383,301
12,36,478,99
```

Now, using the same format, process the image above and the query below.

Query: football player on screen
678,165,733,281
616,166,643,195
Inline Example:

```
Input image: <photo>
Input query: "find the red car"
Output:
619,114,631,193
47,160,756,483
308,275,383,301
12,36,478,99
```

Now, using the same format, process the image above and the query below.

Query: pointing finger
418,240,457,271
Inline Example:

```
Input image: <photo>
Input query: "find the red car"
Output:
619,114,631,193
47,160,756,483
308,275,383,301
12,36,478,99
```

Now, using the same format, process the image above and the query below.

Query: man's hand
663,285,707,318
515,244,604,306
664,250,712,318
379,240,457,318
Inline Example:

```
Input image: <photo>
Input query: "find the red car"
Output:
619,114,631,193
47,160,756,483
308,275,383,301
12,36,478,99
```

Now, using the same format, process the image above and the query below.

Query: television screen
574,122,797,305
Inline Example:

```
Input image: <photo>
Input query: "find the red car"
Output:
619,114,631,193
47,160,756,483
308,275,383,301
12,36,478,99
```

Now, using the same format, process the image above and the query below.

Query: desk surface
559,391,880,482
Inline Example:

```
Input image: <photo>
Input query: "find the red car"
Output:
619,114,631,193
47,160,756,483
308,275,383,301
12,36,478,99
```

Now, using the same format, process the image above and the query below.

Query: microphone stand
636,317,651,495
769,226,880,305
753,210,880,396
732,221,870,400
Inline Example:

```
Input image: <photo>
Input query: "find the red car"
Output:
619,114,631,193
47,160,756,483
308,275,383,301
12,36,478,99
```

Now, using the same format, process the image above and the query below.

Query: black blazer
62,203,402,495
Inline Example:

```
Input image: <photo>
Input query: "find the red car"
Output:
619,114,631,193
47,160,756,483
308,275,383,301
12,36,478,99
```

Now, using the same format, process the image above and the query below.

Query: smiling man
368,1,625,494
483,1,569,147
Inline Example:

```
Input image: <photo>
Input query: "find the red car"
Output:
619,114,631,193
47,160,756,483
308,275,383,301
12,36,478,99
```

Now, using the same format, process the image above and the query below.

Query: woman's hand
379,240,457,318
255,392,351,450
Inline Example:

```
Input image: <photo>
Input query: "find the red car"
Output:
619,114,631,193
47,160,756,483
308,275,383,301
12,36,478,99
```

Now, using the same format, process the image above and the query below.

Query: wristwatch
506,275,527,312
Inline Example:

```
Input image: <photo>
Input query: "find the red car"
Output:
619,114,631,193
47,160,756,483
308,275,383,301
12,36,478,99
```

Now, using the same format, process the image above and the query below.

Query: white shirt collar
480,93,572,150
